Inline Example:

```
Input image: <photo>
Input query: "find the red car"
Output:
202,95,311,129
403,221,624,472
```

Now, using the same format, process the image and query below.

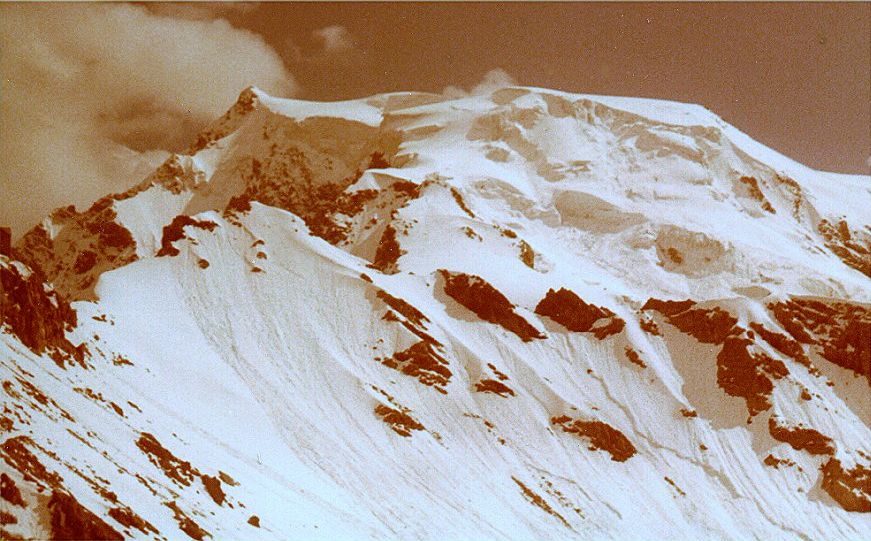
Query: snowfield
2,85,869,540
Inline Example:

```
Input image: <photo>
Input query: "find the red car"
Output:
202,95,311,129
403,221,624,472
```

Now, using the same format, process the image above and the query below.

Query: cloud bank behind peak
0,3,295,235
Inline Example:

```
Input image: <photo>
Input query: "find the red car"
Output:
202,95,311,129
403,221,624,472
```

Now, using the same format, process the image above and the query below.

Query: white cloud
443,68,517,98
145,3,257,21
313,25,355,53
284,25,361,69
0,3,296,234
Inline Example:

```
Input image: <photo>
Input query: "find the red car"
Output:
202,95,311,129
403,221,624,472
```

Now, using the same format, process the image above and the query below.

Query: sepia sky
1,2,868,234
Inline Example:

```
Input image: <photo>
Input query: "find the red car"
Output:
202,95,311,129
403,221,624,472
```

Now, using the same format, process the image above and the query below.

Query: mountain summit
2,86,869,540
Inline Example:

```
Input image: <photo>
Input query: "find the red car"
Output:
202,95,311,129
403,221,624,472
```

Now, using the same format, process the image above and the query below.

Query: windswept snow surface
2,86,870,540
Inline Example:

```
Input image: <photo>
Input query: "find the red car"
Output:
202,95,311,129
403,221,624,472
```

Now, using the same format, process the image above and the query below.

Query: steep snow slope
2,85,870,541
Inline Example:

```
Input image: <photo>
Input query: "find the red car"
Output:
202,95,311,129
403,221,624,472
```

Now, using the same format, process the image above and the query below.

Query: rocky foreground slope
1,86,870,540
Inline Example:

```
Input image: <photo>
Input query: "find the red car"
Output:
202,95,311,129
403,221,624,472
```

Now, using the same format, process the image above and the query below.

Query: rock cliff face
1,86,869,540
1,258,85,368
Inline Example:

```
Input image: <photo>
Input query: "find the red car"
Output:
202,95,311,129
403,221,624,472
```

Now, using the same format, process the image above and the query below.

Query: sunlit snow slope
2,86,870,541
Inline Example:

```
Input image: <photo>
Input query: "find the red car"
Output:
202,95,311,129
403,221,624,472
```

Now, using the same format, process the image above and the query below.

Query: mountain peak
3,85,869,540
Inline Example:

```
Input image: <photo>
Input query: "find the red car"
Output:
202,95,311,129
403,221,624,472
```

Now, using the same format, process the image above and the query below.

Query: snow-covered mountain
2,85,869,540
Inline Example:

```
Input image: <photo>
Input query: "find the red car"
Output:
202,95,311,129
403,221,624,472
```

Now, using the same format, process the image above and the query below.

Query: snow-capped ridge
3,83,870,541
